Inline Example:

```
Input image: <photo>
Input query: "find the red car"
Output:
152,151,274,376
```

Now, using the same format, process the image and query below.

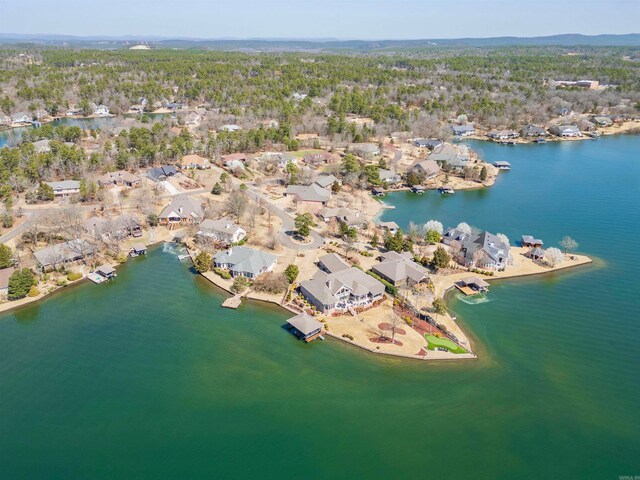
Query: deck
222,295,242,309
455,284,478,296
87,272,108,284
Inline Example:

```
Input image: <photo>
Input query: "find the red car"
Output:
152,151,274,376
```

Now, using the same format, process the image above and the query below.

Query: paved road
245,185,324,251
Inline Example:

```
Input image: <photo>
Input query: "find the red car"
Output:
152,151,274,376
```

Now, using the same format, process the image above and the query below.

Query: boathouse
96,264,117,279
521,235,544,248
129,243,147,257
286,312,324,342
455,277,490,296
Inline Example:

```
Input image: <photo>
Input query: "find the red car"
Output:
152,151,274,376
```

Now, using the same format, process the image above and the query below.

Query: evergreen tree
8,268,35,300
193,252,212,273
0,244,14,269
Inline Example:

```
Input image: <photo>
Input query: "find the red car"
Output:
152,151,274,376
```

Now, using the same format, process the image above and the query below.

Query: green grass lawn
290,149,323,158
425,335,468,354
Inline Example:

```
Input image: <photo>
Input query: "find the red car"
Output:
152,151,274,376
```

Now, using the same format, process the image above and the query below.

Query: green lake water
1,136,640,479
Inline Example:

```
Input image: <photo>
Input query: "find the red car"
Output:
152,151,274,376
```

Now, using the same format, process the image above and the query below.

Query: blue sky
1,0,638,39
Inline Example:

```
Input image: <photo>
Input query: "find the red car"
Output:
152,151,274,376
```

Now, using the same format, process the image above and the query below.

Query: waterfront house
413,138,442,150
46,180,81,197
303,151,336,166
314,174,340,189
378,169,402,185
299,267,385,313
159,195,204,226
371,251,429,287
11,112,32,125
85,215,141,239
34,240,95,271
521,235,544,248
430,144,468,169
98,170,141,188
213,246,277,279
376,221,400,234
549,125,581,137
284,184,330,205
286,312,324,343
521,125,547,138
0,267,16,295
443,228,511,270
592,116,613,127
196,218,246,245
180,154,210,170
94,104,110,116
487,130,519,140
411,159,441,179
578,119,596,132
451,124,475,137
318,253,351,274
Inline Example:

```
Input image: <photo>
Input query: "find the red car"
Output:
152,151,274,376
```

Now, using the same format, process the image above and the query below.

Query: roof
461,276,490,288
0,267,16,290
303,151,335,164
351,143,380,154
46,180,80,190
378,169,401,181
414,138,442,148
493,161,511,167
429,144,463,165
99,170,141,184
287,312,323,336
300,267,385,306
221,153,248,163
521,235,544,245
285,184,330,203
132,243,147,252
372,254,428,284
412,159,441,176
180,154,209,166
34,240,94,266
318,253,351,274
159,195,204,220
452,124,475,134
376,221,399,230
213,246,276,276
314,174,339,189
97,264,116,275
199,218,244,235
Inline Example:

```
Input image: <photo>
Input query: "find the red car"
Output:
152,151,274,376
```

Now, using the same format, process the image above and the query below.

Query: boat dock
222,294,242,309
87,272,108,284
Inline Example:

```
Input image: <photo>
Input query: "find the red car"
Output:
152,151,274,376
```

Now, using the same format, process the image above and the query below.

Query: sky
1,0,639,40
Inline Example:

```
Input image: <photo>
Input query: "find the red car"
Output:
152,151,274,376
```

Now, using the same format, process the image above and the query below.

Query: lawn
290,149,324,158
425,334,468,354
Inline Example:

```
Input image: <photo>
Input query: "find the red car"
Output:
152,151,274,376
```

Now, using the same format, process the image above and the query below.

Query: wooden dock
222,295,242,309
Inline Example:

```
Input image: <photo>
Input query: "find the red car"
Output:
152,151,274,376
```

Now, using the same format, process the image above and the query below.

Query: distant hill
1,33,639,51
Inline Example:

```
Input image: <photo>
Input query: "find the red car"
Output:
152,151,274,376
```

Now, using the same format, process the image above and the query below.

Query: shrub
366,271,397,296
230,276,249,293
56,279,67,287
27,286,40,297
342,333,354,340
284,264,299,283
67,272,83,281
253,272,288,294
214,267,231,279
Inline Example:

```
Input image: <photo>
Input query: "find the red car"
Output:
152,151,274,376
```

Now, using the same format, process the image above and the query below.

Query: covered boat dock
455,276,490,296
286,312,325,343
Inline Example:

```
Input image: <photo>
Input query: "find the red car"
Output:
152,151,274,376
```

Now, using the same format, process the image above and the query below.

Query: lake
1,136,639,479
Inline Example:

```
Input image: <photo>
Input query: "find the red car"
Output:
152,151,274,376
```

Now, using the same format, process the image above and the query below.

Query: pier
222,294,243,309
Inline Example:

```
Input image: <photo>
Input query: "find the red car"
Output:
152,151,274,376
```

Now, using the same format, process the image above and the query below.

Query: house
147,165,177,182
34,240,95,271
286,312,324,342
578,119,596,132
159,195,204,225
303,151,336,166
258,152,296,169
94,104,110,116
316,207,365,228
314,174,339,189
521,125,547,138
413,138,443,150
443,228,511,270
318,253,351,274
299,267,385,313
96,264,117,279
371,251,429,287
98,171,141,188
0,267,16,295
549,125,581,137
592,116,613,127
213,246,277,279
351,143,380,159
219,124,242,132
411,159,441,179
378,169,402,185
32,139,51,153
487,130,519,140
221,153,248,167
376,221,400,234
45,180,81,196
430,144,468,169
11,112,32,124
521,235,544,248
196,218,247,245
285,184,331,205
451,124,475,137
180,154,210,169
85,215,141,239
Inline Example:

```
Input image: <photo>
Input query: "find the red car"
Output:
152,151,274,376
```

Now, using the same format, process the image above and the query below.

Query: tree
284,264,299,284
331,181,341,193
370,232,379,249
8,268,35,300
431,246,451,270
226,189,248,221
456,222,472,235
294,212,315,238
426,229,441,244
193,251,212,273
425,219,444,236
211,182,222,195
384,229,405,252
147,213,159,227
433,298,447,316
480,166,488,181
0,244,14,268
387,313,403,342
341,154,360,175
231,276,249,293
37,182,54,202
559,236,578,254
545,247,564,266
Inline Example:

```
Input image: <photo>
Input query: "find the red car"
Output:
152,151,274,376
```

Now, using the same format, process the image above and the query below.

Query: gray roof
378,169,401,182
46,180,80,191
314,174,339,189
300,267,385,307
287,312,324,335
412,159,441,177
34,240,95,267
452,124,475,134
97,264,116,275
0,267,16,290
318,253,351,273
213,246,276,276
159,195,204,220
413,139,442,148
429,144,465,166
521,235,543,245
199,218,243,236
372,254,428,284
285,184,330,203
461,276,490,288
493,161,511,167
351,143,380,154
522,125,547,136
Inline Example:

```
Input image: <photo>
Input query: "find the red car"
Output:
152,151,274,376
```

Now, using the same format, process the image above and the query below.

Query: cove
1,136,639,479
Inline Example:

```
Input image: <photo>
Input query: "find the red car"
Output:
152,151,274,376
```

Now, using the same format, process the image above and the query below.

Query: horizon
2,0,639,40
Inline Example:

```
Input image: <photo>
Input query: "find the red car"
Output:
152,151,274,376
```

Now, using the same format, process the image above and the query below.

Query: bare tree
226,189,247,221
